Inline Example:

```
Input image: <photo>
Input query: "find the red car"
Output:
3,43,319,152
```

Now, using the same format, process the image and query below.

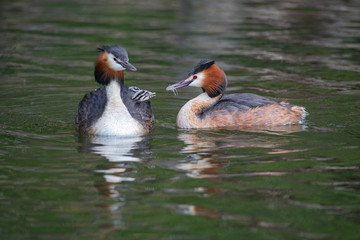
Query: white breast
91,81,144,136
177,100,194,128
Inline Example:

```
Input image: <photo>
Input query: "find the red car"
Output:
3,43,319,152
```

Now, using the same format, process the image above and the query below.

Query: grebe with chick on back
74,46,155,136
166,60,307,129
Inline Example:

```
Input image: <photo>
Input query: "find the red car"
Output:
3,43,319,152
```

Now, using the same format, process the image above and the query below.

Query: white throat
106,80,123,104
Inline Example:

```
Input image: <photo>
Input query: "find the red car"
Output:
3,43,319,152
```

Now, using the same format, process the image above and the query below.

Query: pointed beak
121,61,137,71
166,79,193,91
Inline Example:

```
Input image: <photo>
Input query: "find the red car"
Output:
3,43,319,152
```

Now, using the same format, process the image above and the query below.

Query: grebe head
166,60,227,98
95,46,136,85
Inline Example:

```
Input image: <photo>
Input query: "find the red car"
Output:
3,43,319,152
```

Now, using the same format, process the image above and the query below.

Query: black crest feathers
97,45,129,61
186,59,215,78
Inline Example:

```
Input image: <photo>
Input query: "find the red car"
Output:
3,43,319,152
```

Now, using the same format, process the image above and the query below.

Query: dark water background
1,0,360,239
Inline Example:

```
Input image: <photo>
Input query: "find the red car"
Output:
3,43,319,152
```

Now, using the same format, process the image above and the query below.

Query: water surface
1,0,360,239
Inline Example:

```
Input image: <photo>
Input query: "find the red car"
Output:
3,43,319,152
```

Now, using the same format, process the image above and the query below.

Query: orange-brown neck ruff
95,51,124,85
201,65,227,98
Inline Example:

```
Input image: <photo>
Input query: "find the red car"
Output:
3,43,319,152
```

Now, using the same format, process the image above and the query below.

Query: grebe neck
105,80,123,103
190,92,222,110
176,93,222,128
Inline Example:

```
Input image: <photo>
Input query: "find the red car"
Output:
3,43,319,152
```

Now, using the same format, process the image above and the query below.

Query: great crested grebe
166,60,307,129
74,46,155,136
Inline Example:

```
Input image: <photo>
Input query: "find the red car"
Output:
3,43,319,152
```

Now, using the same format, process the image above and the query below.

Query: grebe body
74,46,155,136
167,60,306,129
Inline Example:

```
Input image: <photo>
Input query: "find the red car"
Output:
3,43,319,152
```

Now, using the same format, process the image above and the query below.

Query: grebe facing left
74,46,155,136
166,60,307,129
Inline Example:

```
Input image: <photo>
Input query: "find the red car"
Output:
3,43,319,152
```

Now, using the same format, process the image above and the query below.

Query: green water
1,0,360,239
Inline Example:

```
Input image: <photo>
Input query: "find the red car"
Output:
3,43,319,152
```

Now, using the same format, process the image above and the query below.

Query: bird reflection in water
171,125,305,220
176,125,304,180
77,135,151,230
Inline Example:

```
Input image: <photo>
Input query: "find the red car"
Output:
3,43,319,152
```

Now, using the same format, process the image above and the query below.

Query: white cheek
107,53,126,71
189,73,204,87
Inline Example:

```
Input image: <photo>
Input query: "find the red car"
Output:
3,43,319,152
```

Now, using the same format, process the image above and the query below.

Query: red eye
113,58,117,61
193,75,197,79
